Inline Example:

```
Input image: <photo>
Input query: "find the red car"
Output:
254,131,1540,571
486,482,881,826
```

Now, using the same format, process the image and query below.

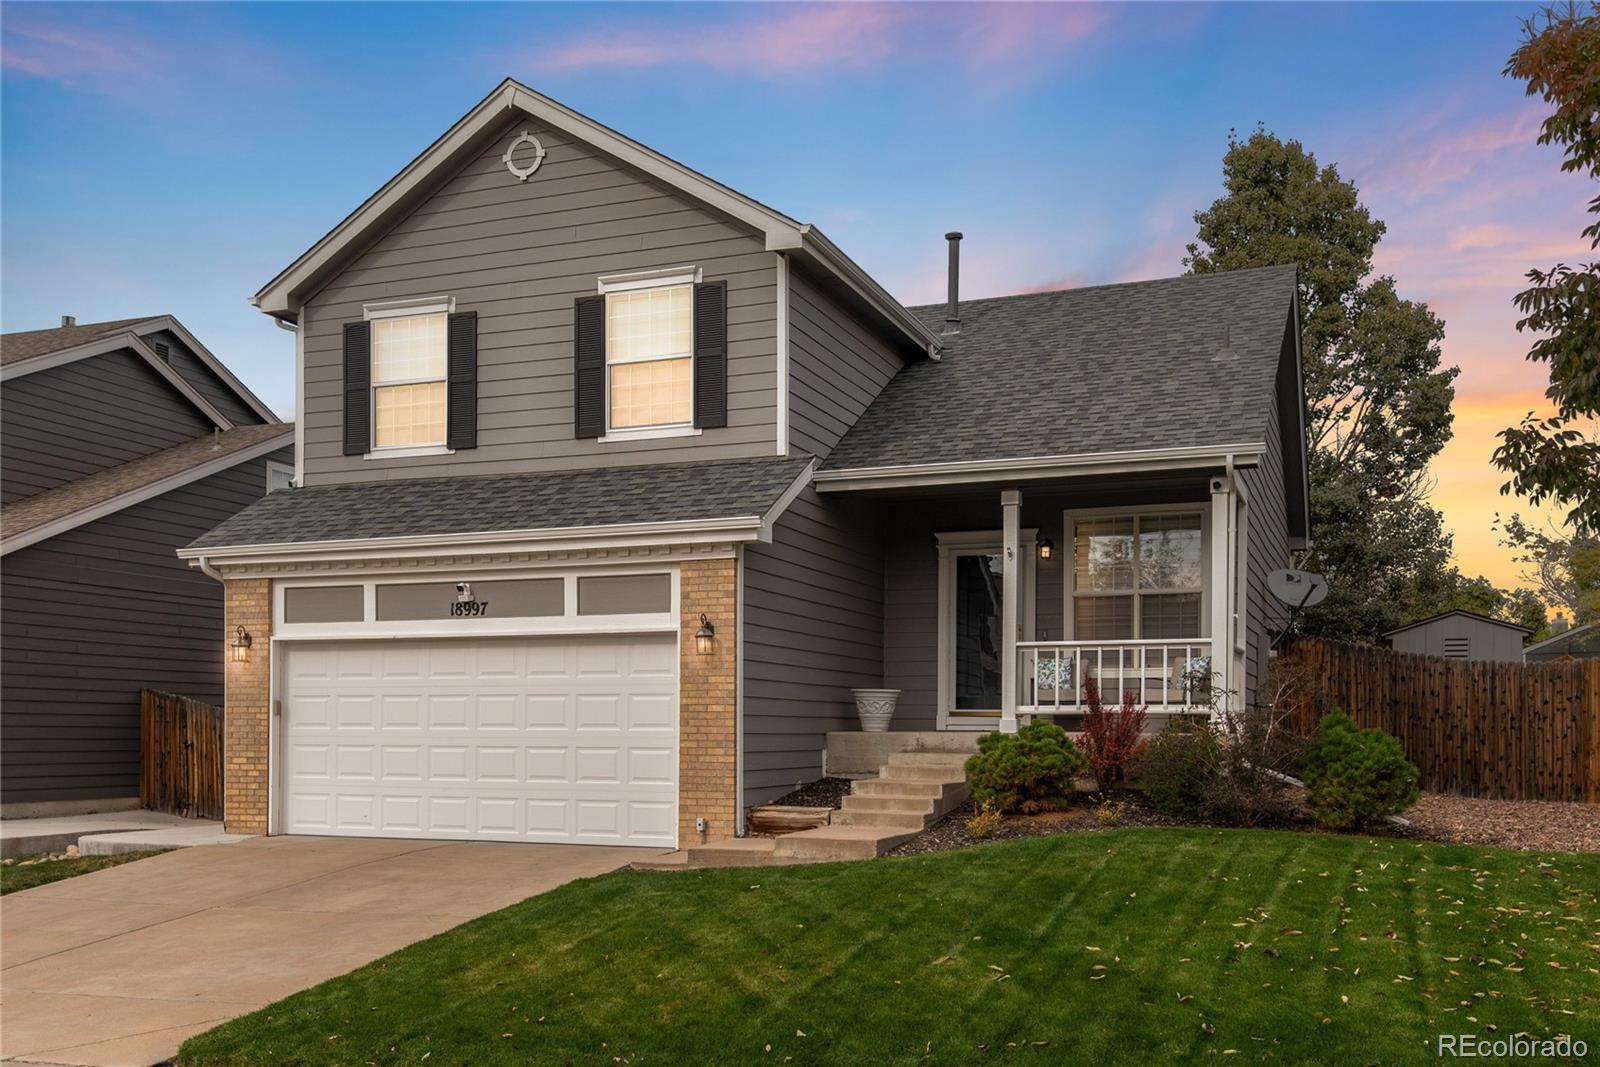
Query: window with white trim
371,312,447,448
605,284,692,431
1072,512,1204,640
265,461,294,493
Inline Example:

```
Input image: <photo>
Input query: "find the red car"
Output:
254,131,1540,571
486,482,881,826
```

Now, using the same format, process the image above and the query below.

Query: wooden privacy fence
1278,638,1600,803
140,689,224,819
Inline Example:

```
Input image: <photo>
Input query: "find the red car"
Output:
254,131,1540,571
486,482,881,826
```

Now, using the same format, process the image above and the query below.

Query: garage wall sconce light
1037,538,1054,561
229,624,253,663
694,614,716,655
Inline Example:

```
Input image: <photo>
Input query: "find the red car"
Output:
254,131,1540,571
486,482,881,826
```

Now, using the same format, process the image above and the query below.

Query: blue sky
1,2,1586,585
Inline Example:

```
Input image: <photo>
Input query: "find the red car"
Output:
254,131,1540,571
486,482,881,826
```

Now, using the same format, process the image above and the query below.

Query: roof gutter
177,513,775,574
791,226,942,359
813,443,1267,493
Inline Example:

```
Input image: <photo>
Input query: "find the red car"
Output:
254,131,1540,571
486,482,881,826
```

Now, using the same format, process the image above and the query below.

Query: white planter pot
851,688,901,733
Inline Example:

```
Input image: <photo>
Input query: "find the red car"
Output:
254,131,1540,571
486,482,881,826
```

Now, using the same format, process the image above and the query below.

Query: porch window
1072,512,1203,639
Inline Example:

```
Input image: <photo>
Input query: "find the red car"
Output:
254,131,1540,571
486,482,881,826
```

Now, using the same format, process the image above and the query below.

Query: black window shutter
693,280,728,429
342,321,371,456
446,311,478,450
574,294,605,439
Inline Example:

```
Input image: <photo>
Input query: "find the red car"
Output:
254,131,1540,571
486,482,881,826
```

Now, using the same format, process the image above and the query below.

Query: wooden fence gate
140,689,224,819
1278,638,1600,803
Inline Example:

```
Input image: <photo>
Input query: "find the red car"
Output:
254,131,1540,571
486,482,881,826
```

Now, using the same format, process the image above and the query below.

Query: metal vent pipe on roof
944,232,962,335
60,315,76,327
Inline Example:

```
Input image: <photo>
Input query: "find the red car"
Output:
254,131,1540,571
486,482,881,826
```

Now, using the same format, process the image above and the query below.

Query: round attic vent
503,130,547,182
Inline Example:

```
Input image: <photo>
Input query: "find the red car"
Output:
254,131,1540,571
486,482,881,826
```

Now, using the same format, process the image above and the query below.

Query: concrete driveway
1,836,653,1067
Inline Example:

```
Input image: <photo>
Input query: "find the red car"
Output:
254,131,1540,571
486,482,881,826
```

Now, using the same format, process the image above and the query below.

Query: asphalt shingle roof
822,265,1298,470
0,317,159,365
188,456,813,550
2,423,294,543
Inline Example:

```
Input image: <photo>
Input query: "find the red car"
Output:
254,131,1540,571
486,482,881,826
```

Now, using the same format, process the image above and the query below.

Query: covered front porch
814,458,1256,736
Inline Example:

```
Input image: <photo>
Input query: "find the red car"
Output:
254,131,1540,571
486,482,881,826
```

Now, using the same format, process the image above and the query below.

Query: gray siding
143,328,269,427
300,118,780,486
0,447,291,805
1389,617,1527,663
1,350,215,505
786,266,904,459
1237,332,1296,705
742,487,883,805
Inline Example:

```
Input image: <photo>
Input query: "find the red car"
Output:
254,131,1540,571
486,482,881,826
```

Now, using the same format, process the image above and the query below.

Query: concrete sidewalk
0,811,209,860
0,836,654,1066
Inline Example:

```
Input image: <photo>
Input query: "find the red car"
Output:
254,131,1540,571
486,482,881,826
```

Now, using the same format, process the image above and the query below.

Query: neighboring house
1522,621,1600,663
183,80,1309,849
0,315,292,815
1383,610,1531,663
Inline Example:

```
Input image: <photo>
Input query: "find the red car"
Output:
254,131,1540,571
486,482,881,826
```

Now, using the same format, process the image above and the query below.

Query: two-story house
184,80,1308,849
1,315,292,815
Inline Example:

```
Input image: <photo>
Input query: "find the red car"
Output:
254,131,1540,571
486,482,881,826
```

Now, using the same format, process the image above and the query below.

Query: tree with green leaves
1497,512,1600,626
1494,3,1600,531
1185,128,1461,641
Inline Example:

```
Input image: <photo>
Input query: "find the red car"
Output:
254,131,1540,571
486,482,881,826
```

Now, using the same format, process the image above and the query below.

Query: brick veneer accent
223,578,272,834
678,557,738,845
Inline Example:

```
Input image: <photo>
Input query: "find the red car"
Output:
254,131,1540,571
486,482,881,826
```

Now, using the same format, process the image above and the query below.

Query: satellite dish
1268,569,1328,610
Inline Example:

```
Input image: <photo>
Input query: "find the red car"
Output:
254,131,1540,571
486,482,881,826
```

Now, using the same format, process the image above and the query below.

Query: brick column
224,578,272,834
678,557,737,845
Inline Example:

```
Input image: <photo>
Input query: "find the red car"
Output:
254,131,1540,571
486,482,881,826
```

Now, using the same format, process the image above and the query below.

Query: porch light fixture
229,625,253,664
1038,538,1054,561
694,614,716,655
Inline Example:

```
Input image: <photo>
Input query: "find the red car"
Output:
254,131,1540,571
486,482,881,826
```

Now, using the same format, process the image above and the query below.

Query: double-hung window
371,311,447,449
605,281,693,432
1072,512,1205,639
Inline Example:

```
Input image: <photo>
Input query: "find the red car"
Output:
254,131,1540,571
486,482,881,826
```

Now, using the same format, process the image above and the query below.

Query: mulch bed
1392,793,1600,854
886,790,1600,857
768,776,855,810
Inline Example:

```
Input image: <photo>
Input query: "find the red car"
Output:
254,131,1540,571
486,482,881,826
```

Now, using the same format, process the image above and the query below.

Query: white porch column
1000,488,1021,733
1209,475,1236,716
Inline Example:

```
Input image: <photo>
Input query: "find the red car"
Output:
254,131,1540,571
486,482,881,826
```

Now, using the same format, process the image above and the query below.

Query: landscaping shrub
1079,672,1149,790
1094,799,1127,827
965,801,1003,838
1138,717,1218,818
965,720,1088,814
1300,709,1420,829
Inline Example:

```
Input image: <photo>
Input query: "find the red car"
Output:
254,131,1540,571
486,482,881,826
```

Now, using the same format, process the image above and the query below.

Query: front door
937,532,1035,730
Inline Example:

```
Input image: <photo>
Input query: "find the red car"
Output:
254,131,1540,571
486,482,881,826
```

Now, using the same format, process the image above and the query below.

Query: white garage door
281,636,677,846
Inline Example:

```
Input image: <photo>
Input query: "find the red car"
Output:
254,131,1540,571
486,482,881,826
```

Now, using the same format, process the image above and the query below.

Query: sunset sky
2,2,1590,593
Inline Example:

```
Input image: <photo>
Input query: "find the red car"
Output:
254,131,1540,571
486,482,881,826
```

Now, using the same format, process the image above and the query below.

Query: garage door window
283,585,363,623
376,579,563,621
577,574,671,615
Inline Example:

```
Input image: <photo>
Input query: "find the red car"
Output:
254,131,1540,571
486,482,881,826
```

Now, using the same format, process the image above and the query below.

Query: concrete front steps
647,750,971,870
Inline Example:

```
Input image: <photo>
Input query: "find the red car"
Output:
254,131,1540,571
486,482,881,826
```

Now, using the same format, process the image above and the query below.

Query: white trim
1060,503,1210,646
1210,477,1236,713
597,265,700,294
814,444,1266,492
2,430,294,556
758,459,816,541
291,316,306,485
363,444,455,460
1,331,237,431
597,426,700,444
179,514,767,569
362,295,455,319
265,459,295,492
1001,491,1021,733
774,253,790,457
248,80,940,357
934,527,1038,731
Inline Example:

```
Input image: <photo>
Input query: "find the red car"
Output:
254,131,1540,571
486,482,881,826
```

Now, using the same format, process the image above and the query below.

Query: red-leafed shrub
1079,672,1149,790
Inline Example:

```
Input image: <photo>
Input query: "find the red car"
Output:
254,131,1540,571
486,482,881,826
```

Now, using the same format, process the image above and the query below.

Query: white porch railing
1018,640,1213,714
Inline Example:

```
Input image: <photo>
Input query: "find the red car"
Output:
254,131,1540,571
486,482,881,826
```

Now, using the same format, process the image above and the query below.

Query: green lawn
0,850,167,895
178,830,1599,1067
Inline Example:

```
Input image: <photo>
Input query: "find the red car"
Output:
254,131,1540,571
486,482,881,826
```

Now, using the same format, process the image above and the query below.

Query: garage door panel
283,635,677,846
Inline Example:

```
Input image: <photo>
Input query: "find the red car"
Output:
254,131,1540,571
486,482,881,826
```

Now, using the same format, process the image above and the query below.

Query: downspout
275,315,303,488
193,555,224,583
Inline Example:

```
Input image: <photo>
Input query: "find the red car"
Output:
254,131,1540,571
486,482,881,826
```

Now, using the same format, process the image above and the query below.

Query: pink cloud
1,9,173,89
1354,106,1547,204
1010,274,1091,295
534,3,1117,81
